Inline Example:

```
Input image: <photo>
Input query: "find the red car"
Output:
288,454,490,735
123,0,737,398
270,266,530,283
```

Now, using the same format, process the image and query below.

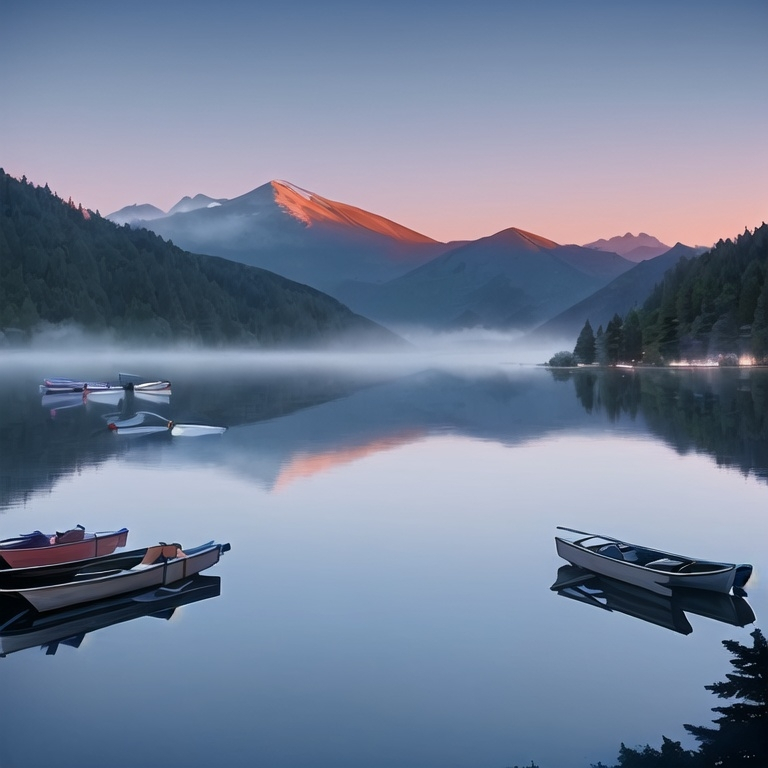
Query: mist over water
3,326,570,376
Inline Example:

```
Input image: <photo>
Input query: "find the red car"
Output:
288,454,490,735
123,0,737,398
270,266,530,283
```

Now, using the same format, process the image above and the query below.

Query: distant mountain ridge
109,181,647,331
168,194,227,215
108,202,166,226
583,232,671,262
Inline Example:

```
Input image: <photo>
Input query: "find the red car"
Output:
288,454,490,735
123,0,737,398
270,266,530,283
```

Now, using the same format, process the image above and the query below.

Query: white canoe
554,527,752,597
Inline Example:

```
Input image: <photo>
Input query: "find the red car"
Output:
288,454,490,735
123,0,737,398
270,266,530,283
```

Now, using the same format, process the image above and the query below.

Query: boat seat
55,526,86,544
646,558,684,571
139,543,185,566
598,544,624,560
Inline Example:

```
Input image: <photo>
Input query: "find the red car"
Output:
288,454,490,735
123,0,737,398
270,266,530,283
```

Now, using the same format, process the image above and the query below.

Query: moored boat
39,377,171,396
0,541,230,612
0,526,129,569
554,527,753,597
106,412,227,436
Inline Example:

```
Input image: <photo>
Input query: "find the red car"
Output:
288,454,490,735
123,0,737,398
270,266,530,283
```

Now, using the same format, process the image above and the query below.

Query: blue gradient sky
2,0,766,247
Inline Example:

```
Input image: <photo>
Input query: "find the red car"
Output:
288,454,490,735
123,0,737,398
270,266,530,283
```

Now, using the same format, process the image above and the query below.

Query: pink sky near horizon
2,1,766,249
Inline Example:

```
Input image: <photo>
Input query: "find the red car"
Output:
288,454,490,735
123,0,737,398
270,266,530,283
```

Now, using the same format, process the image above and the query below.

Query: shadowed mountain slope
530,243,703,341
336,227,633,330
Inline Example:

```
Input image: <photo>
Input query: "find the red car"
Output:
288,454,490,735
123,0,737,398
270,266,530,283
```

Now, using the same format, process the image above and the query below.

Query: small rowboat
0,527,129,569
0,541,230,612
554,527,753,597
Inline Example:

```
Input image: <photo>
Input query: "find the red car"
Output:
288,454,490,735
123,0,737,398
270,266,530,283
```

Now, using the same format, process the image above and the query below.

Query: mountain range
109,182,685,333
583,232,671,262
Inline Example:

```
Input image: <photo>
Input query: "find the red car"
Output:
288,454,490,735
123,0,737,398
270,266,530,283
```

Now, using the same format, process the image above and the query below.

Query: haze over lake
1,349,766,768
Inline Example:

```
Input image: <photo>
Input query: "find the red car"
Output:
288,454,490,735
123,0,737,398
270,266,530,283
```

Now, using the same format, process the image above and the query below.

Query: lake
1,349,766,768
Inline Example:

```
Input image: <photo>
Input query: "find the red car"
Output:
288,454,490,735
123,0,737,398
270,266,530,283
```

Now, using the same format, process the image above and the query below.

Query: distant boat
0,574,221,657
39,376,171,396
0,541,230,612
551,564,755,635
106,411,227,437
0,526,129,569
554,527,753,596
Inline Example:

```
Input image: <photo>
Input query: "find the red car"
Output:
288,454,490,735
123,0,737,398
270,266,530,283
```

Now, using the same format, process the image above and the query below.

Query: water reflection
551,564,756,636
0,574,221,657
556,366,768,481
3,362,768,509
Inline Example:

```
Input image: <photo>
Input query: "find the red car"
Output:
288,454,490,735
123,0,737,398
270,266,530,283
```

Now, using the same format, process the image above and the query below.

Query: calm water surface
0,351,766,768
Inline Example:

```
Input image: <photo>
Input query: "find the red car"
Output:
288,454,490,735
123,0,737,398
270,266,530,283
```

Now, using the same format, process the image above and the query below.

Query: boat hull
555,537,742,596
0,529,129,569
0,575,221,657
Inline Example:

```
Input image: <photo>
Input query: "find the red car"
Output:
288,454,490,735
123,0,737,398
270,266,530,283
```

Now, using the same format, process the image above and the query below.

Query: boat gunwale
555,536,737,577
0,528,129,555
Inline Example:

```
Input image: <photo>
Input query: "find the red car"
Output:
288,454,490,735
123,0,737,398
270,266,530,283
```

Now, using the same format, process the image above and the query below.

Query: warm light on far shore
668,355,757,368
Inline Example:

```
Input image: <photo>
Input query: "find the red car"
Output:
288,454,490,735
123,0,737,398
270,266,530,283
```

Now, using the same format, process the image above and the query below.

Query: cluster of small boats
552,527,755,634
39,372,227,436
39,373,172,396
0,525,230,654
3,372,233,657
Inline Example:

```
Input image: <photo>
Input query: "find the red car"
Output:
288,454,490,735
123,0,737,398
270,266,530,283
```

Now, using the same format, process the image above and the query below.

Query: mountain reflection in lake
0,352,766,768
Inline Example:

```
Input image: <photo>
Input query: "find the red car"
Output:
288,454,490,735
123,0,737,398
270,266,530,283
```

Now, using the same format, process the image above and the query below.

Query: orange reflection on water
274,430,424,491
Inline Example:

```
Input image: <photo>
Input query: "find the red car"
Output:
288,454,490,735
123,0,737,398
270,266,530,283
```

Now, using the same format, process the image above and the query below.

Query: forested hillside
641,223,768,362
0,170,398,347
557,224,768,366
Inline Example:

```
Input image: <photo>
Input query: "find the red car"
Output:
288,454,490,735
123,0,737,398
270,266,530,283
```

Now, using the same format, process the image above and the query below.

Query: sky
1,0,766,248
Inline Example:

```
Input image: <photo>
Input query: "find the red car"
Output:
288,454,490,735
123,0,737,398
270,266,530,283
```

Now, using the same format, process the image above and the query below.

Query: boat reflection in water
550,564,755,636
0,574,221,657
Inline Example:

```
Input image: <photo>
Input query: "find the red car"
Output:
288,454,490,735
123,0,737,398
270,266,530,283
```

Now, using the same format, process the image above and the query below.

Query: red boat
0,526,129,569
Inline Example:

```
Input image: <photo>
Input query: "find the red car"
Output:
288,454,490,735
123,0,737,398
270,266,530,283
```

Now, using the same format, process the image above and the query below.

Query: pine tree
623,310,643,363
596,324,607,365
605,314,624,364
573,319,596,364
684,628,768,766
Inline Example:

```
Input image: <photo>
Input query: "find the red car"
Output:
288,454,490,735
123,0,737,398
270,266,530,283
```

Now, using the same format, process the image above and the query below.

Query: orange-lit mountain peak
499,227,560,249
271,180,438,244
